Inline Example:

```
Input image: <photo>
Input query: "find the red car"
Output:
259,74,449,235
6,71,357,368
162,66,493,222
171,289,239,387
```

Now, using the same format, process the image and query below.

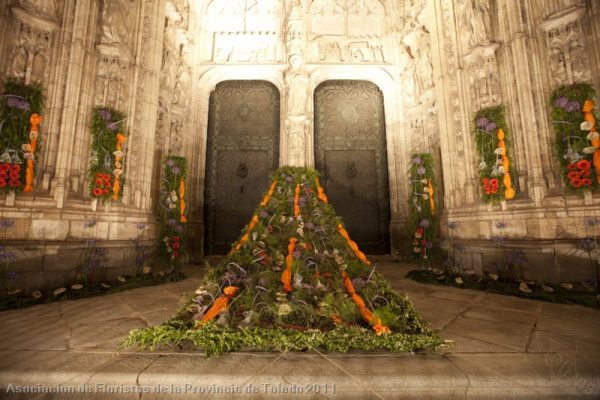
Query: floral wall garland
551,83,599,193
159,156,188,268
473,105,517,203
88,107,127,201
0,78,44,194
408,154,437,262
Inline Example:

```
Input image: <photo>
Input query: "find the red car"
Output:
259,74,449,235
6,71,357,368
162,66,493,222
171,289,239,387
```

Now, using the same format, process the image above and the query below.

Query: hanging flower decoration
408,153,437,262
473,105,517,203
551,84,599,194
159,156,188,268
88,107,127,201
0,78,44,194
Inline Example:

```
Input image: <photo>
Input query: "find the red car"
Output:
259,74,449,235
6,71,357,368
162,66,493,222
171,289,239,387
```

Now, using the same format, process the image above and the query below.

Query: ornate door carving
314,80,390,254
204,81,280,254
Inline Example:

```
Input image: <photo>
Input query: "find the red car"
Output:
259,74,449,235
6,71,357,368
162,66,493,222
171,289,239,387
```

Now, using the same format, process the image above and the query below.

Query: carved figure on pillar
99,0,134,49
286,1,306,59
17,0,59,21
460,0,491,49
285,55,309,117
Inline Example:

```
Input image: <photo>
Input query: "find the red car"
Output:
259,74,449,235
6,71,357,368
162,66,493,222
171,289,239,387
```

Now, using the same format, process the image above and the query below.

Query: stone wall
0,0,598,291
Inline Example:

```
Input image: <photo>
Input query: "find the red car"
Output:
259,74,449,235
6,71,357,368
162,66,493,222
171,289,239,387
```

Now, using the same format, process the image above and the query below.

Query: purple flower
5,96,28,110
425,241,434,249
418,219,430,228
305,222,314,230
565,101,581,113
417,166,426,176
99,109,112,121
507,250,526,265
17,99,30,111
293,249,301,258
286,176,293,183
259,210,269,219
175,225,185,233
299,196,306,206
476,117,490,128
107,122,118,131
5,270,17,280
166,159,175,167
352,277,366,290
0,218,15,229
412,156,422,165
485,121,497,132
553,96,569,109
495,221,507,229
579,237,597,252
448,221,460,230
171,166,181,175
492,236,505,246
136,222,147,230
585,217,599,227
167,218,177,226
83,218,97,228
6,97,19,108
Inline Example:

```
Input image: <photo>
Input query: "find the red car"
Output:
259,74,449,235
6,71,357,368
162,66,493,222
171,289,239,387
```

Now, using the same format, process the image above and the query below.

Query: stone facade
0,0,599,290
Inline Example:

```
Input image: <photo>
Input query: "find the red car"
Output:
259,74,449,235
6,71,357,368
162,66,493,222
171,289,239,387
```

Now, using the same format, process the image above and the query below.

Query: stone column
123,0,166,210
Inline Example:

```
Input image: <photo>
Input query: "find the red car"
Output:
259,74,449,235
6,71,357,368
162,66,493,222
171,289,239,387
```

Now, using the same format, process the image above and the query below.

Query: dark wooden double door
204,80,389,254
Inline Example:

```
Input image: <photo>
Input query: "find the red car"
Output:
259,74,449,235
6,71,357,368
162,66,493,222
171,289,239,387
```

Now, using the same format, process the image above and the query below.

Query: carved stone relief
540,6,591,87
458,0,491,50
8,5,59,85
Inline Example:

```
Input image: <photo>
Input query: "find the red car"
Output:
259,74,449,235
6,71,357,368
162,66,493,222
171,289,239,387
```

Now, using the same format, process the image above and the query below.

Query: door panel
204,81,280,254
314,80,390,254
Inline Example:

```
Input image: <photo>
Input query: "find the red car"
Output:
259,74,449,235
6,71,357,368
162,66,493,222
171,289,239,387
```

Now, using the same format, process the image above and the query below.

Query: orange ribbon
583,100,600,182
281,237,298,293
194,286,239,327
293,183,301,217
427,179,435,215
229,215,260,254
496,128,515,200
337,224,371,266
314,176,328,203
260,179,277,206
179,177,187,223
112,133,127,200
23,113,42,193
341,271,390,335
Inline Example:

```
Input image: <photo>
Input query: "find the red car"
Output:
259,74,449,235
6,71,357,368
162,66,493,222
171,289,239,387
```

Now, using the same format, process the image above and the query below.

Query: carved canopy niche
203,0,283,63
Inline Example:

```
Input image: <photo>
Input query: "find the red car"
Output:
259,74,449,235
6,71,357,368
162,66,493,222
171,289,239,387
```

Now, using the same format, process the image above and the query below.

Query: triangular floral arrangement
124,167,441,356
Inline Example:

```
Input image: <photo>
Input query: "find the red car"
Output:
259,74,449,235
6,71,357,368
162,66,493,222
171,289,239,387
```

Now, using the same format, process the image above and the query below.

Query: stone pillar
46,0,91,208
123,0,166,210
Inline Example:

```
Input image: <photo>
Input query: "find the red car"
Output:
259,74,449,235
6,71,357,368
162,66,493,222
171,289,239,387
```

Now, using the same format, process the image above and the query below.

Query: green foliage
408,269,599,309
473,105,517,203
550,83,598,194
0,78,44,193
88,107,127,200
157,155,188,269
408,153,438,262
124,167,441,355
121,323,443,357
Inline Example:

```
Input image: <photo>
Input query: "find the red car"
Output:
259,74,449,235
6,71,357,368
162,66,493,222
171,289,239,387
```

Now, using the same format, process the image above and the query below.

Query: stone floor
0,261,599,399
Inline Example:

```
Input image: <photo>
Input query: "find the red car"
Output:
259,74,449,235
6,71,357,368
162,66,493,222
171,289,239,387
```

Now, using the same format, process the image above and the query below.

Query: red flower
92,187,103,196
490,178,499,187
0,178,6,188
0,163,10,171
577,159,592,171
0,170,7,179
416,228,424,235
9,170,20,179
173,251,179,257
11,164,20,172
172,242,181,250
580,170,591,178
9,179,20,188
571,178,583,188
582,178,593,186
567,163,578,171
267,225,274,233
482,178,490,185
420,240,427,245
95,178,103,186
172,236,180,242
102,189,109,195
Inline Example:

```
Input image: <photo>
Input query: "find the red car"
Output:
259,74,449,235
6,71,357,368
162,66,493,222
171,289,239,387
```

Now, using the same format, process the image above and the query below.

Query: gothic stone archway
204,80,280,254
314,80,390,254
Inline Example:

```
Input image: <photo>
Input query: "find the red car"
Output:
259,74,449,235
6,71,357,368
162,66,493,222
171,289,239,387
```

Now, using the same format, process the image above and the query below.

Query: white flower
583,146,597,154
494,147,504,155
587,131,599,141
498,166,505,174
478,161,487,170
169,203,177,209
113,150,124,157
581,120,594,131
277,303,292,316
420,179,428,184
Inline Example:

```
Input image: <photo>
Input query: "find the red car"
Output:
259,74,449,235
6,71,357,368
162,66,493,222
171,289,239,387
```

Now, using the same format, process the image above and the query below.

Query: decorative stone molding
540,5,591,87
8,5,59,85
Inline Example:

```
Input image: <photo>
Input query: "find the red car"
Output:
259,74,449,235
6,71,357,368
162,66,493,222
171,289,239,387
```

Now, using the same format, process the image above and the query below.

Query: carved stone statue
285,55,309,116
286,2,305,57
99,0,134,47
460,0,491,49
18,0,59,21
